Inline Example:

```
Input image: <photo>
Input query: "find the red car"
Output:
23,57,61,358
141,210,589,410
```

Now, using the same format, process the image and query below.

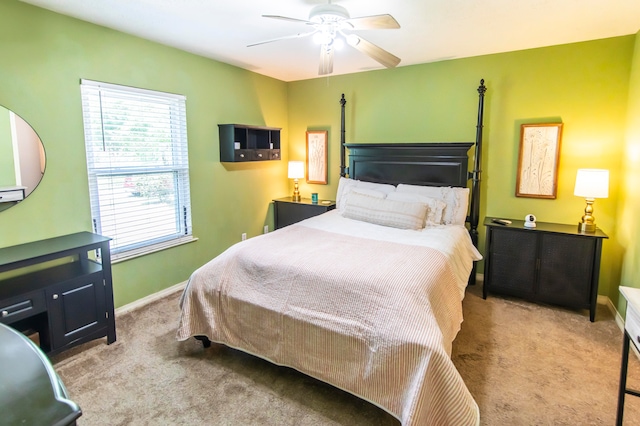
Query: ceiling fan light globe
333,37,345,50
313,32,333,45
346,34,360,46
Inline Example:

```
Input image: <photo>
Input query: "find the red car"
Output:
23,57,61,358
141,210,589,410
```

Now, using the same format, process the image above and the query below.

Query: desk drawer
0,291,46,325
625,302,640,349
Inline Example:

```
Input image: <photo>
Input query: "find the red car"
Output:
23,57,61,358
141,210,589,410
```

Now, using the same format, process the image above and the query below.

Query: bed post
468,79,487,285
340,94,347,177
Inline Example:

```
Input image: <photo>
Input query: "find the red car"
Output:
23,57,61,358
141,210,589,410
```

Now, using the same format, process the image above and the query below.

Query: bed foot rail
194,336,211,348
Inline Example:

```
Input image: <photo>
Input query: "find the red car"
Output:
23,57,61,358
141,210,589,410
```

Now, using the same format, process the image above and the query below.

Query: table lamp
573,169,609,233
288,161,304,201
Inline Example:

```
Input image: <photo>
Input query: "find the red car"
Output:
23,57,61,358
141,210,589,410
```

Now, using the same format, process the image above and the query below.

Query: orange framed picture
306,130,328,184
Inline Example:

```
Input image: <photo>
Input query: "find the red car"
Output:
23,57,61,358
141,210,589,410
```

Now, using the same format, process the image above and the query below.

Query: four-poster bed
177,80,487,425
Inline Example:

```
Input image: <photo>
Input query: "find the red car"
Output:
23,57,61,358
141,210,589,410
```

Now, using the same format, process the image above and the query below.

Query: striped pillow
342,192,428,230
385,192,447,226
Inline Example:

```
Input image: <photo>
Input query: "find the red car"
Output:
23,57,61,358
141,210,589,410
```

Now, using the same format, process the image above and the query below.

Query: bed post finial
478,79,486,96
340,94,347,177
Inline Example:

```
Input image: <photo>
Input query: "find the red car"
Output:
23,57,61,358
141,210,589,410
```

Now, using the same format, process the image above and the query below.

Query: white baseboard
597,294,625,332
115,281,187,316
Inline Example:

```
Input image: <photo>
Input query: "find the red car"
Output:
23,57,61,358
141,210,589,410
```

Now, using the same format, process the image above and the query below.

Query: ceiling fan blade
347,35,400,68
263,15,313,25
343,14,400,30
247,30,317,47
319,45,334,75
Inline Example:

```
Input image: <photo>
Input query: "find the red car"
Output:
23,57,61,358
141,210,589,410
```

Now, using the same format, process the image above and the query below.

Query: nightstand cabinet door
486,228,538,298
537,233,595,308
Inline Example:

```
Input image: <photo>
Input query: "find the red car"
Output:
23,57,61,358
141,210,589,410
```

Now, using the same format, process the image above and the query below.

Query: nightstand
483,217,608,322
273,197,336,229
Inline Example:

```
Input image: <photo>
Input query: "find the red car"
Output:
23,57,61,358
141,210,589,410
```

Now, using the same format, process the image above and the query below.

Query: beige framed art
306,130,328,184
516,123,563,199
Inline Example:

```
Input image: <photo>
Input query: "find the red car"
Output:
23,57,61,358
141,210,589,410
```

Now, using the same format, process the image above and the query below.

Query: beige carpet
51,283,640,425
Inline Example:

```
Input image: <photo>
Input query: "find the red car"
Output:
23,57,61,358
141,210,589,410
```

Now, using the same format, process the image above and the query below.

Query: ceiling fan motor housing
309,4,350,23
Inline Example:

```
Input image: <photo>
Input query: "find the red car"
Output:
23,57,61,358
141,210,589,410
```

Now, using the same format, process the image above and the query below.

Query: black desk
0,322,81,425
0,232,115,355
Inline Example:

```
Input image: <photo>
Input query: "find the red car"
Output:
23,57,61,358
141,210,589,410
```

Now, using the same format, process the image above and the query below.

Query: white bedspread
301,210,482,299
177,213,481,425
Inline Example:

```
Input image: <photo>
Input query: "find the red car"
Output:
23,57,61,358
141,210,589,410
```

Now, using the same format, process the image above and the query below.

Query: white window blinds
80,79,192,259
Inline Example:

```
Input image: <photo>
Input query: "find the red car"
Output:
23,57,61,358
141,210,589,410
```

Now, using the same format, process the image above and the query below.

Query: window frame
80,79,195,262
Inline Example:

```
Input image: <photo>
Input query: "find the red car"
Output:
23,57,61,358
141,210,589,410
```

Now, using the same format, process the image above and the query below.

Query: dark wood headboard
338,80,487,284
345,143,473,187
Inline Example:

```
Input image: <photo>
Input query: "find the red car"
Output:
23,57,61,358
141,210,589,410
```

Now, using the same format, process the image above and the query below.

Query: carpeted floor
51,283,640,425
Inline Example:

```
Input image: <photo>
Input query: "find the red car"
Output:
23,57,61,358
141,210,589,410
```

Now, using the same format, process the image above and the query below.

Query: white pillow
336,177,396,211
342,192,428,230
385,192,447,226
396,184,470,225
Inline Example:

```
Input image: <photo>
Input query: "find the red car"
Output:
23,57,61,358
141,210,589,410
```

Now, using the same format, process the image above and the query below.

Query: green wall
1,0,638,310
288,37,635,303
618,30,640,309
0,0,289,307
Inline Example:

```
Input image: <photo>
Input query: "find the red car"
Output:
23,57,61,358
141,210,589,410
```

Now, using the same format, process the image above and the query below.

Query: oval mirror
0,105,46,212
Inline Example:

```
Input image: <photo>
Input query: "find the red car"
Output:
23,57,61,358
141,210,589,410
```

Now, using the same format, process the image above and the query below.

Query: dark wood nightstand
483,217,608,322
273,197,336,229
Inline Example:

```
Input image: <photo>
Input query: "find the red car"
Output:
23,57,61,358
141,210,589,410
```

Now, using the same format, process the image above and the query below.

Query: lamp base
292,179,301,202
578,222,596,233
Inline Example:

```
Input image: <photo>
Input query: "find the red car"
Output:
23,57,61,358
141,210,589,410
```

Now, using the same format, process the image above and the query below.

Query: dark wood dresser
483,217,608,321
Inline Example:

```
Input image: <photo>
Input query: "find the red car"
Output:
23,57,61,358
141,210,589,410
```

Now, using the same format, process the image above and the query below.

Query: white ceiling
20,0,640,82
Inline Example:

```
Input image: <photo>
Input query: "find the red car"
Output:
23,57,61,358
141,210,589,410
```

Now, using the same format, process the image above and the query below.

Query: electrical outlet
263,225,269,234
241,233,247,241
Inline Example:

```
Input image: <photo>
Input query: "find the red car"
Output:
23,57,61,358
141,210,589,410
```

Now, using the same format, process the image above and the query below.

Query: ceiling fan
248,1,401,75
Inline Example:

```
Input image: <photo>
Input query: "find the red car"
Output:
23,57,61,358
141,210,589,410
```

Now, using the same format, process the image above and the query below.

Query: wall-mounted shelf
219,124,281,162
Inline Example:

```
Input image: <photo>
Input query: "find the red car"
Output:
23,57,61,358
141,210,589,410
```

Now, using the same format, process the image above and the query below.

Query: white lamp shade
574,169,609,199
287,161,305,179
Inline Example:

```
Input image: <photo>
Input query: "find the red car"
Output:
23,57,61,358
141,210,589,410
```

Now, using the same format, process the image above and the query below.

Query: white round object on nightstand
524,214,537,228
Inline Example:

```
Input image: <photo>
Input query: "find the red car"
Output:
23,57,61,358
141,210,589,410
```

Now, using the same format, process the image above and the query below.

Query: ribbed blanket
177,224,479,425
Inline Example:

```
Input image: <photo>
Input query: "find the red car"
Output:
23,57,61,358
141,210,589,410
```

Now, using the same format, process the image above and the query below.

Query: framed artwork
516,123,563,199
306,130,328,184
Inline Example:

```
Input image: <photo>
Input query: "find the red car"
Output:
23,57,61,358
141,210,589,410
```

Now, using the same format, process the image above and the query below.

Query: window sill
111,236,198,264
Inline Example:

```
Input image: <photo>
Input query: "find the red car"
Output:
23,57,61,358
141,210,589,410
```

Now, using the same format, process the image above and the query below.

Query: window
80,79,193,260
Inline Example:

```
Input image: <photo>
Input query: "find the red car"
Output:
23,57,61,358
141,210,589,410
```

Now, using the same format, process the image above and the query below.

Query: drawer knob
257,153,263,158
1,310,7,317
239,154,245,158
52,294,59,300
